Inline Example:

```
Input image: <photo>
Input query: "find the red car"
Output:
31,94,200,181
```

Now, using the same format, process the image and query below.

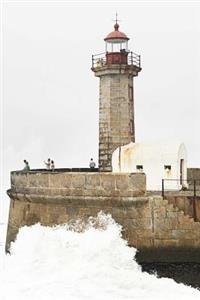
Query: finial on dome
114,23,119,31
105,14,129,41
114,12,119,31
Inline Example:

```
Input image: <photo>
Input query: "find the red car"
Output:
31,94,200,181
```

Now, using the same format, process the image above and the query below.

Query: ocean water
1,213,200,300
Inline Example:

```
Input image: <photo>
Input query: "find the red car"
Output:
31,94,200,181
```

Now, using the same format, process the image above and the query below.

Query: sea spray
1,212,200,300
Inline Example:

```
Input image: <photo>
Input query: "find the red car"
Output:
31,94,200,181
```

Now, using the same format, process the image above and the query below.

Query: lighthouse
92,19,142,171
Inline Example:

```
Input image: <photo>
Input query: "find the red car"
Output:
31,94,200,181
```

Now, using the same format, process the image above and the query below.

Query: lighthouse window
164,165,171,171
129,86,133,100
130,120,134,134
136,165,143,172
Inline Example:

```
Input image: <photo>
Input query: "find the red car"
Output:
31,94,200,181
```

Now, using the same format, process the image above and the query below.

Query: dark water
141,263,200,289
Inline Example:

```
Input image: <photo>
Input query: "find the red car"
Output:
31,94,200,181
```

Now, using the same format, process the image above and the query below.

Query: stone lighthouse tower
92,19,141,171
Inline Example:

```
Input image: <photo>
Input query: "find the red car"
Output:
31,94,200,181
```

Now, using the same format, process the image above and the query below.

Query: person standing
23,160,30,171
50,160,55,172
44,158,51,170
89,158,96,169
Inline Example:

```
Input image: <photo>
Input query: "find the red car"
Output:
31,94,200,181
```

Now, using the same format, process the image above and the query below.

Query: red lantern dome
104,22,129,42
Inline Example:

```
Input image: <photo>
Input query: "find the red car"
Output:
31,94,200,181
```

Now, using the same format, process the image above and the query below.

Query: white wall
112,142,187,191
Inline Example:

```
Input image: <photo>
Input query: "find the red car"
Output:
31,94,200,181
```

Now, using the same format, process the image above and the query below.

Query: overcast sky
1,1,200,212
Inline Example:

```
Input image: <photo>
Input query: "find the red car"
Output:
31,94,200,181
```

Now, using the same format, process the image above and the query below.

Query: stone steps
150,196,200,245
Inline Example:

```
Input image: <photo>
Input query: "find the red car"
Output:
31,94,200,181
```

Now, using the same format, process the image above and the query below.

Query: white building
112,142,187,191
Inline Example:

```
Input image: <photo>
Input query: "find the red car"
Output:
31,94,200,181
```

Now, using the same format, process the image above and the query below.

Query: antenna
112,12,121,24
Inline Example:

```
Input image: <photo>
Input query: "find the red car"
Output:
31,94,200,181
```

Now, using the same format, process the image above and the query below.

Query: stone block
51,174,72,188
154,206,166,219
60,188,72,197
56,214,70,224
126,207,151,219
123,218,152,230
175,197,185,211
166,211,178,219
65,206,79,217
71,174,86,188
101,175,116,190
154,218,177,231
25,212,41,225
135,229,154,239
172,229,200,239
154,230,173,240
115,175,128,190
152,197,166,207
28,173,49,188
154,239,178,248
136,238,154,248
162,199,169,206
84,174,101,189
125,207,140,218
177,216,195,230
177,239,199,247
112,207,128,219
12,173,29,188
166,204,175,212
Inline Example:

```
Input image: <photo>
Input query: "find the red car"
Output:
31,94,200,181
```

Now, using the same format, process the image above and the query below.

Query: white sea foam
1,213,200,300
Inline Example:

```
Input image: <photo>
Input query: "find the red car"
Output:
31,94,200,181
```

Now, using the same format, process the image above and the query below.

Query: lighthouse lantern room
104,21,129,65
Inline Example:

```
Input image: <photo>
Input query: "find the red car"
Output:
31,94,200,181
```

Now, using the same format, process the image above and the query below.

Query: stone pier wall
6,170,200,262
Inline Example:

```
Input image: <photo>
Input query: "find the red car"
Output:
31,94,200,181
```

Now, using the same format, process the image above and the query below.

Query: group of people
23,158,96,172
44,158,55,171
22,158,55,172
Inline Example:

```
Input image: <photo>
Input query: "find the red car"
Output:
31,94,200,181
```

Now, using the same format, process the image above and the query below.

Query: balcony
92,51,141,69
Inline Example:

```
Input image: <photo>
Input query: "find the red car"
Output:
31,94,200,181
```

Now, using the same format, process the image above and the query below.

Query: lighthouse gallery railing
92,51,141,68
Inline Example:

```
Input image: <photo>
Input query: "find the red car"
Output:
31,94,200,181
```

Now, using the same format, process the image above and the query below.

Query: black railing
92,52,106,68
161,179,200,197
92,51,141,68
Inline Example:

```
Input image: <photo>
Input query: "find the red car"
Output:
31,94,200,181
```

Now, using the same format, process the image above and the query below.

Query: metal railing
161,179,200,197
128,52,141,67
92,51,141,69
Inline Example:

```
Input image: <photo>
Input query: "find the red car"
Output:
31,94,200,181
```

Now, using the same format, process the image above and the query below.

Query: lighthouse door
180,159,184,185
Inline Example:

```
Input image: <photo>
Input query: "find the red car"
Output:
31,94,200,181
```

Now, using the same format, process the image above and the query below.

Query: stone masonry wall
6,171,200,262
10,171,145,198
93,65,140,172
99,74,134,171
162,168,200,222
165,195,200,221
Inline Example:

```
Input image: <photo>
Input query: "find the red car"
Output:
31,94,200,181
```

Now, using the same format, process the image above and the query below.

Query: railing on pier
92,51,141,69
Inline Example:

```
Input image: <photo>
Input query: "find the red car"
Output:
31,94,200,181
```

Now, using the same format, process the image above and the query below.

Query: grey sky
1,2,200,206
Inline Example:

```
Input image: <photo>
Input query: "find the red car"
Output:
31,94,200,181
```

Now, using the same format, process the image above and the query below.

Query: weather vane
112,12,121,24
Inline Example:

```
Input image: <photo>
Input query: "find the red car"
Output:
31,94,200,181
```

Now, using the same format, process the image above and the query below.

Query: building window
164,165,171,171
130,119,134,135
136,165,143,172
129,86,133,100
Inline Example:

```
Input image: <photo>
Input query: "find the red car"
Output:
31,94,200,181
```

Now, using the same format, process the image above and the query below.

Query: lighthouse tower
92,19,141,171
